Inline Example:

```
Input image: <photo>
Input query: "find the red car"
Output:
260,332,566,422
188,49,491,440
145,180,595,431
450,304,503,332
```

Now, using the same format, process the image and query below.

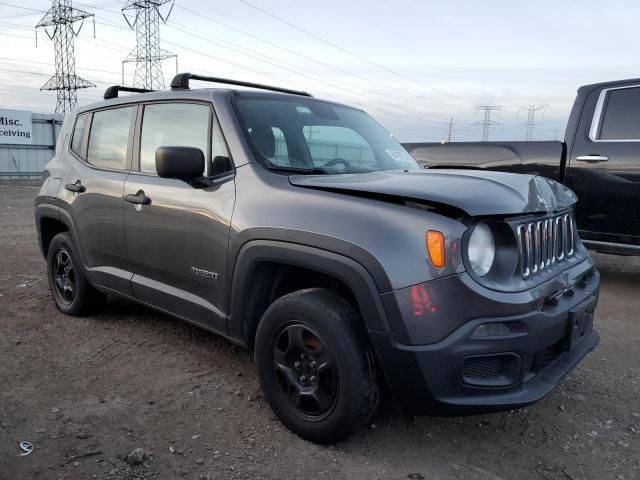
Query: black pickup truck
404,78,640,256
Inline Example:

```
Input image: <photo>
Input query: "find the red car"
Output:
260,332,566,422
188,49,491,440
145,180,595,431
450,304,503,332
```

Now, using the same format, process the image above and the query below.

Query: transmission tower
473,105,502,142
445,117,454,142
122,0,177,90
36,0,96,115
520,104,548,141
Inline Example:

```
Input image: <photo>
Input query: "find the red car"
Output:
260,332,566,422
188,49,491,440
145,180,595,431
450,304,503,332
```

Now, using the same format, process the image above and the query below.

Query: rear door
567,84,640,244
61,106,136,294
122,101,235,333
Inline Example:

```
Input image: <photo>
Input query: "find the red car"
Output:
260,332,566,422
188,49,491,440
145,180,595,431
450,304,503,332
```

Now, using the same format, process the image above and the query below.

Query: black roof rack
170,73,312,97
104,85,154,100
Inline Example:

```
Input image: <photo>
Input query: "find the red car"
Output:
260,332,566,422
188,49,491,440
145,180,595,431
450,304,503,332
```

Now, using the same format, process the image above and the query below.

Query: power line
0,30,33,40
89,2,465,120
237,0,476,107
94,1,474,121
166,22,447,127
0,56,133,78
35,0,96,114
473,105,502,142
520,104,548,141
174,4,469,116
1,0,471,134
0,2,42,14
0,64,115,85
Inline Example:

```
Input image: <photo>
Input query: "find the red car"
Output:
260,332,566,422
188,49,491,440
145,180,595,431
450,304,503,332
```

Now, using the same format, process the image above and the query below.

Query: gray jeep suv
35,73,600,443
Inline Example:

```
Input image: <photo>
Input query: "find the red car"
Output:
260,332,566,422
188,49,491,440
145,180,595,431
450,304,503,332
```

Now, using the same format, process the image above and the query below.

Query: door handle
576,155,609,163
125,190,151,205
65,182,85,193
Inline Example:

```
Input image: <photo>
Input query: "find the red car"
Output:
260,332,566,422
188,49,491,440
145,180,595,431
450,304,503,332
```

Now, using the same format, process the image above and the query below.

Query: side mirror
156,146,204,180
211,155,233,175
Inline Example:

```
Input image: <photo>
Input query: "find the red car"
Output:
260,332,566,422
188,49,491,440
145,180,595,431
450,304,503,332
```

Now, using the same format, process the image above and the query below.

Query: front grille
462,353,521,387
516,212,575,278
463,357,502,379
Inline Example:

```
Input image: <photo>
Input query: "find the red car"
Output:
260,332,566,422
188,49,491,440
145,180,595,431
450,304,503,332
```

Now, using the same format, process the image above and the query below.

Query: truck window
140,103,210,174
597,87,640,140
87,107,135,170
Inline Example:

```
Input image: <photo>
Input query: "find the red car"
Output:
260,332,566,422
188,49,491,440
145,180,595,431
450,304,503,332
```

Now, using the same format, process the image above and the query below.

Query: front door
567,83,640,244
123,102,235,333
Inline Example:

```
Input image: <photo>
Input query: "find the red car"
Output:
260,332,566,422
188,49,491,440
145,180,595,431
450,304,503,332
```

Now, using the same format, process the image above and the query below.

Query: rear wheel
255,288,379,443
47,232,103,316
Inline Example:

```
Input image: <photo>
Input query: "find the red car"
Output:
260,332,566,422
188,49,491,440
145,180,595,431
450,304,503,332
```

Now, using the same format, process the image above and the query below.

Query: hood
289,169,577,217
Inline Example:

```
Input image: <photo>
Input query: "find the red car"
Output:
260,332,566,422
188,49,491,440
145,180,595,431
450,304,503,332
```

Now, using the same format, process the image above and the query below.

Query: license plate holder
567,296,596,350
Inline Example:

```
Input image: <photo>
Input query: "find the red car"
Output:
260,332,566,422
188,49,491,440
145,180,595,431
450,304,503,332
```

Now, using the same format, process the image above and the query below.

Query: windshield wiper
266,165,328,175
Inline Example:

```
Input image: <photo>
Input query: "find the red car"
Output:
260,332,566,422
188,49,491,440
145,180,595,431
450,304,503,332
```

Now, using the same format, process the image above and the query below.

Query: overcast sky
0,0,638,142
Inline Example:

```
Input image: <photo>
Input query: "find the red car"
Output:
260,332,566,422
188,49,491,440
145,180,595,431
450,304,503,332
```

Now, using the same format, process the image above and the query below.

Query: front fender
227,239,405,342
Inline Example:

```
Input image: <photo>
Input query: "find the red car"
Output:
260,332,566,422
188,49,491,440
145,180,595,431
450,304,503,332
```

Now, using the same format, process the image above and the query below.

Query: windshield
233,96,420,174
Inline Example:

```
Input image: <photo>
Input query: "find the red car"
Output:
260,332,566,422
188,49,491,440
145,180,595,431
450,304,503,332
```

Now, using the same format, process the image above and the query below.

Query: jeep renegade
35,73,600,443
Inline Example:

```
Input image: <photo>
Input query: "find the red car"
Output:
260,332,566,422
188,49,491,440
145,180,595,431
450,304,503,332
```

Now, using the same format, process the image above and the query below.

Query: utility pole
122,0,177,90
446,117,454,142
36,0,96,115
473,105,501,142
520,104,548,141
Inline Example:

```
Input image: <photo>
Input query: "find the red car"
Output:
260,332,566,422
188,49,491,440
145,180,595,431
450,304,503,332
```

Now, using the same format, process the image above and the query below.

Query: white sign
0,109,32,145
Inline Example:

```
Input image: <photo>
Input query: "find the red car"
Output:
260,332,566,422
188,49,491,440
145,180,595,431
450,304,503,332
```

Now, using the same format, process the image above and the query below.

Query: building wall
0,113,62,179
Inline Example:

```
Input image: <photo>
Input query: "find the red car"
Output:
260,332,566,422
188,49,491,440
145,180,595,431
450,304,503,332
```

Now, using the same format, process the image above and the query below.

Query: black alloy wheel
52,248,76,305
254,288,379,443
272,323,339,420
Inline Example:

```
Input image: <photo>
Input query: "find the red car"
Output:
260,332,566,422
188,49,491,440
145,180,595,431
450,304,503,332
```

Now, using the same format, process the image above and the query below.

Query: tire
254,288,379,443
46,232,104,316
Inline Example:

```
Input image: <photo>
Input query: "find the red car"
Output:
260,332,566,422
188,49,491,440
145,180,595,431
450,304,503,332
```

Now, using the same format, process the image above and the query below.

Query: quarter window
597,87,640,140
87,107,135,170
140,103,210,174
70,113,89,159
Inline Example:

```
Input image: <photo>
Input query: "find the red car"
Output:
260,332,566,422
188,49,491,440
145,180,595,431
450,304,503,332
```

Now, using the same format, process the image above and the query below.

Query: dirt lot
0,185,638,480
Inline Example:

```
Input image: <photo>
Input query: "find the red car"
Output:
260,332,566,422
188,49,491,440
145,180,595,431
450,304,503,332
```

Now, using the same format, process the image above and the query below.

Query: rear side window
87,107,135,170
70,113,89,158
140,103,210,174
597,87,640,140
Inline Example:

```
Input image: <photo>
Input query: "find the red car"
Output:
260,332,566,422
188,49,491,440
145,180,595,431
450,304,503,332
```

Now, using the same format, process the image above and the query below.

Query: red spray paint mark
410,284,436,316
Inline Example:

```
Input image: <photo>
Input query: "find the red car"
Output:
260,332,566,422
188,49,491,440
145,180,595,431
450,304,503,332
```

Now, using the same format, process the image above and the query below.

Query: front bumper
370,261,600,415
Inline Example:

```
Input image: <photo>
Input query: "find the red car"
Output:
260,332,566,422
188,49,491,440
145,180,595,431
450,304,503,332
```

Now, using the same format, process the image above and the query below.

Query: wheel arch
35,203,67,257
227,240,403,349
35,203,85,264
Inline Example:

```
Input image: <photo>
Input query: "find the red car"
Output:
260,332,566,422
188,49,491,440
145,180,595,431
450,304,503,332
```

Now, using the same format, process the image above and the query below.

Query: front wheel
254,288,379,443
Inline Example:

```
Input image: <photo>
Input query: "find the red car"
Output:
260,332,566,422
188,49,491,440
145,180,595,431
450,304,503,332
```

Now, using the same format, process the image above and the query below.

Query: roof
578,77,640,95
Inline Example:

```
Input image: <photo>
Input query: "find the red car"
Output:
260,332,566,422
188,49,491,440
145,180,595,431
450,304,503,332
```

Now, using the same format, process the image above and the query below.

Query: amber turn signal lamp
426,230,445,268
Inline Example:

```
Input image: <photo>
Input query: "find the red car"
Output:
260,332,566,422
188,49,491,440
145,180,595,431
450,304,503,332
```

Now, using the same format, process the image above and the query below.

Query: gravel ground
0,185,638,480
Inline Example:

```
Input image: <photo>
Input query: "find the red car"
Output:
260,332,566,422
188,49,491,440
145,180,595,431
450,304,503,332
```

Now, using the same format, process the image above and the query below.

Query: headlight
468,223,495,277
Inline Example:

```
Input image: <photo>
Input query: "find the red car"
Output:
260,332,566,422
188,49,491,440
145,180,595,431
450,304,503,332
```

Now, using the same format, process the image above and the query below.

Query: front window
233,96,419,174
140,103,210,174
